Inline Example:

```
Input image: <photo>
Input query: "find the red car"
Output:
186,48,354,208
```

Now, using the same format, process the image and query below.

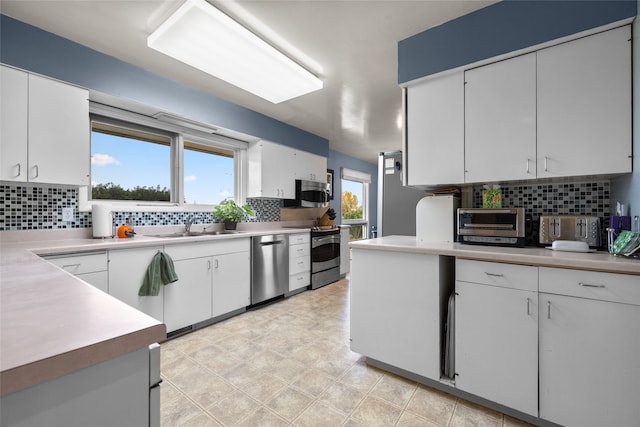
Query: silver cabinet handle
207,260,211,270
526,159,530,174
579,282,605,288
547,301,552,319
32,165,39,179
62,263,81,269
214,259,219,269
484,272,504,277
526,297,531,316
544,156,549,172
15,163,21,178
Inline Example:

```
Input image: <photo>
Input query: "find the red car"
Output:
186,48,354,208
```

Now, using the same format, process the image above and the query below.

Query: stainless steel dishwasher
251,234,289,305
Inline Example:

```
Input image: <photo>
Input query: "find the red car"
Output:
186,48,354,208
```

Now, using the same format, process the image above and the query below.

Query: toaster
539,215,601,248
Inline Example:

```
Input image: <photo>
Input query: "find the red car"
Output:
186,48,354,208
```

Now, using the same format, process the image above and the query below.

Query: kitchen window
341,168,371,240
81,106,247,211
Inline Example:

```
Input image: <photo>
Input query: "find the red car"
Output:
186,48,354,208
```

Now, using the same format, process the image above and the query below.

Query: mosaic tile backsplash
1,181,610,233
0,183,280,231
472,181,610,245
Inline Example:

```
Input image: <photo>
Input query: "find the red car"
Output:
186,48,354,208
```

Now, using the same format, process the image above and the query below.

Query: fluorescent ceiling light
148,0,323,104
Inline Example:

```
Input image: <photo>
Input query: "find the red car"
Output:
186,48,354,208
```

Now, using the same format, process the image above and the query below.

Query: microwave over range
283,180,330,208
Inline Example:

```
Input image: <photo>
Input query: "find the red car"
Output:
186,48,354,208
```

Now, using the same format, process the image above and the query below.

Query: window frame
340,167,371,240
79,102,248,212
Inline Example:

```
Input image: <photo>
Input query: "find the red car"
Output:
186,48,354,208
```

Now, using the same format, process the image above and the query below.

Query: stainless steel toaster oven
457,208,526,247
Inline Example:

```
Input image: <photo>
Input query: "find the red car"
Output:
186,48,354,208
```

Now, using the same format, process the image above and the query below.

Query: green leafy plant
213,199,254,223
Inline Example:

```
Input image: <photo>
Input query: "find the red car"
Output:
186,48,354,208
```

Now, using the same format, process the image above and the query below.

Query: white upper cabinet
293,150,326,182
0,65,90,185
464,53,537,183
406,71,465,186
248,140,327,198
247,140,296,198
537,25,632,178
1,66,28,181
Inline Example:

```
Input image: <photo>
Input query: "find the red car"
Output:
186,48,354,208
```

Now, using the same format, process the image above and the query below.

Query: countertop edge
0,324,166,396
349,237,640,276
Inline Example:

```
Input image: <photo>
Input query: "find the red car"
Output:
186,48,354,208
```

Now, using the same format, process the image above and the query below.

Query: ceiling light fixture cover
148,0,322,104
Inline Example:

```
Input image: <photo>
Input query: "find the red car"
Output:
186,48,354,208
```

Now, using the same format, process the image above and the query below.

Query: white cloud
185,174,197,182
218,190,232,199
91,153,120,166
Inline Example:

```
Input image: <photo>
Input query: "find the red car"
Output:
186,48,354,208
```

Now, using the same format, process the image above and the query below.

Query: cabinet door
108,247,164,323
455,281,538,416
539,294,640,427
464,53,537,183
537,26,631,178
247,141,295,198
212,251,250,317
77,271,109,294
350,249,447,380
0,66,28,182
406,71,464,186
294,150,326,182
28,74,90,185
164,257,213,332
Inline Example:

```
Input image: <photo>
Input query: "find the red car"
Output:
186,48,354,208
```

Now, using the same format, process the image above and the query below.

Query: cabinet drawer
289,272,310,291
457,259,538,292
165,238,250,260
539,267,640,306
45,252,108,275
289,256,310,275
289,233,310,245
289,243,310,259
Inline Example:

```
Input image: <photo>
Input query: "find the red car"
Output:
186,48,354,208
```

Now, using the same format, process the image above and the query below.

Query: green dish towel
138,251,179,296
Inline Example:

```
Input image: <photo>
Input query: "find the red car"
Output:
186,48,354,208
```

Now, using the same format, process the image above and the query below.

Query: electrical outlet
62,207,74,222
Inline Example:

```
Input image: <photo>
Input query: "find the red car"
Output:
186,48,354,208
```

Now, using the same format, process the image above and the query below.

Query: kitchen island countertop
349,235,640,276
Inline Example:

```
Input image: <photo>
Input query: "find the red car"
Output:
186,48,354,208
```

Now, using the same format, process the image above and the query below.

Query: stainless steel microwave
295,179,330,208
457,208,526,247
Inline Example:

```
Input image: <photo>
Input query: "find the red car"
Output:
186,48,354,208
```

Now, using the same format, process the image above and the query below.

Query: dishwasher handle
260,240,284,246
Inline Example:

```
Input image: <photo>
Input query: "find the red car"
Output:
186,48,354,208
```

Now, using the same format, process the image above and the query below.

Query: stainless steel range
310,228,340,289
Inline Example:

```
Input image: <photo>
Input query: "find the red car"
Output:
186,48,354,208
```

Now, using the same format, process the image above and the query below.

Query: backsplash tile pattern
0,183,280,231
473,181,610,246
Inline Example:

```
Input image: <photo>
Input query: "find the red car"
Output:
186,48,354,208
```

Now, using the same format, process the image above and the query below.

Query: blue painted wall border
398,0,637,84
0,14,328,157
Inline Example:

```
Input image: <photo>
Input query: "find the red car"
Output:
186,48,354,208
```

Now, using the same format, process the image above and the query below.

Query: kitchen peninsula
349,236,640,427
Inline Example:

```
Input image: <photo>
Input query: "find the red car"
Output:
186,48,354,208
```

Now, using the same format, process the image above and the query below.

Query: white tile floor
160,277,534,426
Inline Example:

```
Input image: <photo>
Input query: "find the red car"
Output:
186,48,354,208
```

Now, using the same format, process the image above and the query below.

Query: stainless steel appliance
251,234,288,305
311,228,340,289
377,151,427,236
539,215,601,248
458,208,526,247
295,179,330,208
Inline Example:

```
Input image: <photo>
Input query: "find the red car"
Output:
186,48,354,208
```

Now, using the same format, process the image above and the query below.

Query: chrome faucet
184,217,194,233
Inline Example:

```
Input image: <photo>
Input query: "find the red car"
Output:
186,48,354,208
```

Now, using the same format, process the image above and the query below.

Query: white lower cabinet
538,268,640,427
108,246,165,323
350,249,453,380
44,251,108,293
164,257,213,332
288,232,310,293
455,260,538,416
212,251,250,317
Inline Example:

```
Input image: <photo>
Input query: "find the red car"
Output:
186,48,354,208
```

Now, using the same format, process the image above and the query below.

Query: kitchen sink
149,230,245,238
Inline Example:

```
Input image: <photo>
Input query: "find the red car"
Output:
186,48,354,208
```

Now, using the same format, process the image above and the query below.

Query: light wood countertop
349,236,640,276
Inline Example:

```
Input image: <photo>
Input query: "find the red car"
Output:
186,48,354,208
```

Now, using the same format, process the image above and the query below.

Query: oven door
311,234,340,272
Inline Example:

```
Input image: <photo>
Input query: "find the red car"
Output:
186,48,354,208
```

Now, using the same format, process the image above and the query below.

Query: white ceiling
1,0,495,163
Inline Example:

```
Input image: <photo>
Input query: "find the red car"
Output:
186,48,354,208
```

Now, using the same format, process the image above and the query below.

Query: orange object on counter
117,224,136,238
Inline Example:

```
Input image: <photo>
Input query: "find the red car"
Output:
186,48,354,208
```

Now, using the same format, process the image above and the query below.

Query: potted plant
213,199,254,230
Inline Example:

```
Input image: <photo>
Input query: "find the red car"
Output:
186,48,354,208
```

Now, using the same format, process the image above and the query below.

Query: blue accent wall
0,14,328,156
398,0,637,83
328,150,378,233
